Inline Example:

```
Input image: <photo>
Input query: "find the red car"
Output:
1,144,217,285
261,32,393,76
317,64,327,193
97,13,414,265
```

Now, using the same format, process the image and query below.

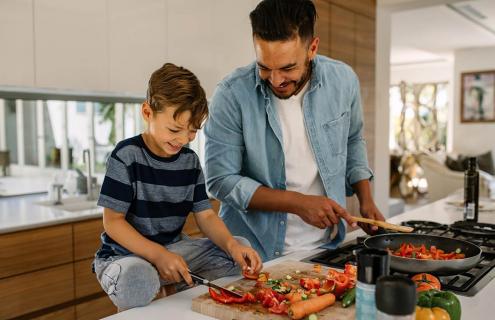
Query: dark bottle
464,157,479,222
376,275,417,320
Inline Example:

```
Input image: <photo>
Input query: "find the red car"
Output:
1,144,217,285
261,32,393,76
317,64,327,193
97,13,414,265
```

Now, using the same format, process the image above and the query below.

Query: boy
93,63,262,311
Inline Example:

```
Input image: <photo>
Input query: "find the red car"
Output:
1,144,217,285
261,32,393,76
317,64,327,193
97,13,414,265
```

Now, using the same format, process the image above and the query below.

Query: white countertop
104,195,495,320
0,193,102,234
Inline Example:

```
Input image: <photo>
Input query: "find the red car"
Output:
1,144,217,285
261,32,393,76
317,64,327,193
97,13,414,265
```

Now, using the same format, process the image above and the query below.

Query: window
0,89,207,175
389,82,448,152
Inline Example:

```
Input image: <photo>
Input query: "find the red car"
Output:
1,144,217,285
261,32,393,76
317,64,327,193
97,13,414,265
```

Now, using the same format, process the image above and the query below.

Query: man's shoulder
217,61,257,92
315,55,356,79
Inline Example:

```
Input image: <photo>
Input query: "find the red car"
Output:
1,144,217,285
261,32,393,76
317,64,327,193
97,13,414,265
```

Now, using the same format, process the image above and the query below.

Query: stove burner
402,220,445,230
450,221,495,238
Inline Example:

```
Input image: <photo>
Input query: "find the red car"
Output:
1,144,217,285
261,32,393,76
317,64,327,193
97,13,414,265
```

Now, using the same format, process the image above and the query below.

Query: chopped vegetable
308,314,318,320
390,243,465,260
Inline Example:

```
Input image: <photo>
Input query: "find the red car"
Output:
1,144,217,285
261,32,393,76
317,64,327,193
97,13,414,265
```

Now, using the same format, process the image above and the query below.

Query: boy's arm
194,209,262,273
103,208,193,285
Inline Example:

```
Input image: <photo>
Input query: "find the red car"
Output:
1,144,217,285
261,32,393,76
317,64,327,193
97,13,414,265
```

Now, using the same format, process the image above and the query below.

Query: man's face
142,103,197,157
254,35,319,99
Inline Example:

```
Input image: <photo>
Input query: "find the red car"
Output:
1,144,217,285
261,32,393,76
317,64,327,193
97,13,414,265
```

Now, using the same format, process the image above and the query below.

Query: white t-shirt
272,82,332,255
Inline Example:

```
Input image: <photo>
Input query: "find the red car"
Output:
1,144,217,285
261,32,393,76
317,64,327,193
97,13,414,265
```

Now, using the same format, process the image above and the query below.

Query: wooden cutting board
191,260,355,320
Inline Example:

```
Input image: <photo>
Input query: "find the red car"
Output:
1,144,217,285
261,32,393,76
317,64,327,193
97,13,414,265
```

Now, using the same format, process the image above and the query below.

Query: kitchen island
104,194,495,319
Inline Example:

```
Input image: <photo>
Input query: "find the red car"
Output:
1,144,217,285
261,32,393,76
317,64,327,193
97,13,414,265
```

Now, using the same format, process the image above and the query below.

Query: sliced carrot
288,293,336,320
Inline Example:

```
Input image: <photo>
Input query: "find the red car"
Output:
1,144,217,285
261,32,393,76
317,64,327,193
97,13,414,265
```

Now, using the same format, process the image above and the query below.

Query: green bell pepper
417,290,461,320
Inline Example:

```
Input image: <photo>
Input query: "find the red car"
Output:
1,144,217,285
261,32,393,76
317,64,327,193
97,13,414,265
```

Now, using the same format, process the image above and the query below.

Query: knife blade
189,271,244,298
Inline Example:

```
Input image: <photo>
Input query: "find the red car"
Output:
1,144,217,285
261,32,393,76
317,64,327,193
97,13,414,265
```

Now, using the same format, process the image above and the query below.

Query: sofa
417,151,495,202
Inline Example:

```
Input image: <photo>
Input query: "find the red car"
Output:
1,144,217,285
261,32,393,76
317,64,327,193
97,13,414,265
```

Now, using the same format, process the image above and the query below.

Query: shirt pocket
322,111,350,156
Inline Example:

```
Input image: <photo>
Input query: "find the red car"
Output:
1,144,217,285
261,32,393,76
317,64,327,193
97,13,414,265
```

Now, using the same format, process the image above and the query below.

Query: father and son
92,0,384,310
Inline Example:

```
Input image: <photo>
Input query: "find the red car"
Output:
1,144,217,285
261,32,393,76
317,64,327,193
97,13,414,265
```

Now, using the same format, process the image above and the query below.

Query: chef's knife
189,271,244,298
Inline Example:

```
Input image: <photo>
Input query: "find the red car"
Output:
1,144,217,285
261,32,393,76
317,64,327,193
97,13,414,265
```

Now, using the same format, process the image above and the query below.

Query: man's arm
345,72,385,233
194,209,262,273
249,186,356,229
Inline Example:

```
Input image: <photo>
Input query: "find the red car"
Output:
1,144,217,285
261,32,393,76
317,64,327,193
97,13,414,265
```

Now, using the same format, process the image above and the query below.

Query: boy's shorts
93,235,250,311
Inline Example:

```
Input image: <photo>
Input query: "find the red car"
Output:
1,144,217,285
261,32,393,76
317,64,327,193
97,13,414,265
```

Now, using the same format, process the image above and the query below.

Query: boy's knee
105,260,160,310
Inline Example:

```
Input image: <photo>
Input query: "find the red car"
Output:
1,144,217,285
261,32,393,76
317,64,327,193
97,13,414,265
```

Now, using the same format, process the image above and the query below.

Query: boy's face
254,35,319,99
142,103,197,157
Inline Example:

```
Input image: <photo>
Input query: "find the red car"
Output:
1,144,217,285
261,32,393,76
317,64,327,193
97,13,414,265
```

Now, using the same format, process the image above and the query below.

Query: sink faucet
83,149,97,201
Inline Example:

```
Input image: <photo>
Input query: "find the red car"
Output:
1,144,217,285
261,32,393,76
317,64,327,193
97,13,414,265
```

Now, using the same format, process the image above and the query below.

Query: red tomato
242,269,260,280
411,273,441,292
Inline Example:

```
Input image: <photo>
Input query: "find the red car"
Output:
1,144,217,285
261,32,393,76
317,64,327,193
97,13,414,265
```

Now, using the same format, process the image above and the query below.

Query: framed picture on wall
461,70,495,123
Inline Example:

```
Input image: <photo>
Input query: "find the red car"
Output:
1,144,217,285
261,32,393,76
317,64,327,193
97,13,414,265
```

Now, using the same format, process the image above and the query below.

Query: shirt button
275,251,280,256
280,221,285,226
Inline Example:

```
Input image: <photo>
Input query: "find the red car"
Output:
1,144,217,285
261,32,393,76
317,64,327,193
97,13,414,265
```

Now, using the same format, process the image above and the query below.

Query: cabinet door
34,0,108,90
32,306,75,320
75,258,102,299
74,219,104,261
0,264,74,319
76,296,116,320
0,0,34,86
0,224,73,278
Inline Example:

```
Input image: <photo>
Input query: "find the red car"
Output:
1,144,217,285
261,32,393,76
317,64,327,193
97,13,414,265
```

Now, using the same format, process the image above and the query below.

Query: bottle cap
376,275,417,315
357,248,390,284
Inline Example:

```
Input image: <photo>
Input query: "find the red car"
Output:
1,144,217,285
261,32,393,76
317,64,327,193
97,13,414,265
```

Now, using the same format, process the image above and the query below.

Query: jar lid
376,275,417,315
357,248,390,284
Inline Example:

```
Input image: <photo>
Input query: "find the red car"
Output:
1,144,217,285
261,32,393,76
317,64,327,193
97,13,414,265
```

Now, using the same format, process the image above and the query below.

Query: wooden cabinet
0,264,74,319
0,219,114,320
0,206,215,319
31,307,75,320
73,219,104,261
0,224,73,278
76,296,116,320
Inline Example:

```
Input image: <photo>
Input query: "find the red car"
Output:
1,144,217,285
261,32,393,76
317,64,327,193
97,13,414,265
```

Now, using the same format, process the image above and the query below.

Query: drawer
0,224,73,279
0,263,74,319
75,258,102,298
31,306,75,320
76,295,116,320
74,219,104,260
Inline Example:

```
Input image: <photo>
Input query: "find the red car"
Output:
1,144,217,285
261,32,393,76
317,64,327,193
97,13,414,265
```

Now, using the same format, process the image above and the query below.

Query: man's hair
249,0,316,42
146,63,208,129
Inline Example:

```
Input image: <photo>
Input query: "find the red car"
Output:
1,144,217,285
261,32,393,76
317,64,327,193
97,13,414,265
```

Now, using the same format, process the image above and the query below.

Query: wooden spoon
352,217,414,233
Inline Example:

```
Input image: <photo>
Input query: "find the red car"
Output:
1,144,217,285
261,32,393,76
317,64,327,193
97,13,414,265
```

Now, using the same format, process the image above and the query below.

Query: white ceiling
390,0,495,65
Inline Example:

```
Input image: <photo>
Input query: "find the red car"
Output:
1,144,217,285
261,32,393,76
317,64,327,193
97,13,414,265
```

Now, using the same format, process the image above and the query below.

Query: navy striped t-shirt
95,134,211,258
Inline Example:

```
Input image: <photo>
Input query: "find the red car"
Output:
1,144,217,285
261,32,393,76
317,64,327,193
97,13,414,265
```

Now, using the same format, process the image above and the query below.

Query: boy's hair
249,0,316,42
146,63,208,129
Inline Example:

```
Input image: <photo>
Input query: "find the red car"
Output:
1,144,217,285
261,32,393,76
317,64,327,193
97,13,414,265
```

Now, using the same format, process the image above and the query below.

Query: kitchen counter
104,195,495,319
0,193,102,234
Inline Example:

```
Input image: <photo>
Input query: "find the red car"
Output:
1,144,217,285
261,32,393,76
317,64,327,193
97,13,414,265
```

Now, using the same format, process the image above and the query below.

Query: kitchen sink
35,196,98,212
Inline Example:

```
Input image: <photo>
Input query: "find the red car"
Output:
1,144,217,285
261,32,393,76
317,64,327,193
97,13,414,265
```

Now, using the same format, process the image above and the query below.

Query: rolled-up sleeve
345,73,374,196
204,85,262,211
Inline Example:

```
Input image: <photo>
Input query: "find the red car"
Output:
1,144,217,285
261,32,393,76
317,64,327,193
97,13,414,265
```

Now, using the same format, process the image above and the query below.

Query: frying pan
363,233,482,275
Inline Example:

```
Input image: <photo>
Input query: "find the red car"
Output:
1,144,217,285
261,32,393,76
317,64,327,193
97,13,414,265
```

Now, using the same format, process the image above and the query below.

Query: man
204,0,384,262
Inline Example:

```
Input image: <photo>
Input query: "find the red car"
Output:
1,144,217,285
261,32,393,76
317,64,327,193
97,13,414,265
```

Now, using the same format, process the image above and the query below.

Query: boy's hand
151,248,194,286
227,240,263,275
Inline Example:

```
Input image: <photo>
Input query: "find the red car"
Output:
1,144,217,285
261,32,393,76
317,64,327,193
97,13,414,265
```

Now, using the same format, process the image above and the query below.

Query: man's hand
151,247,194,286
226,240,263,274
295,194,357,229
359,201,385,235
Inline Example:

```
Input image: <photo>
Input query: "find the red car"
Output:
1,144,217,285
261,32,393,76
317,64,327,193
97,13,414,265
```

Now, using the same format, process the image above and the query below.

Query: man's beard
268,58,312,100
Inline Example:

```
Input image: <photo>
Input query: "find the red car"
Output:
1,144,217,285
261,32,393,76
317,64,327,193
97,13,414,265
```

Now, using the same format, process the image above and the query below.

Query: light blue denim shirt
204,55,373,261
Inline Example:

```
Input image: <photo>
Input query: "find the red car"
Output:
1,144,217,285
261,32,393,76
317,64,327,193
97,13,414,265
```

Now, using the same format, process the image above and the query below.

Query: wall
391,61,452,84
0,0,259,97
453,46,495,156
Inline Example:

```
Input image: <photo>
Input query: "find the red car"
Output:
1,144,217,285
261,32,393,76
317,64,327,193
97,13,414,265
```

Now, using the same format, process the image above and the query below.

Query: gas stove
303,220,495,296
